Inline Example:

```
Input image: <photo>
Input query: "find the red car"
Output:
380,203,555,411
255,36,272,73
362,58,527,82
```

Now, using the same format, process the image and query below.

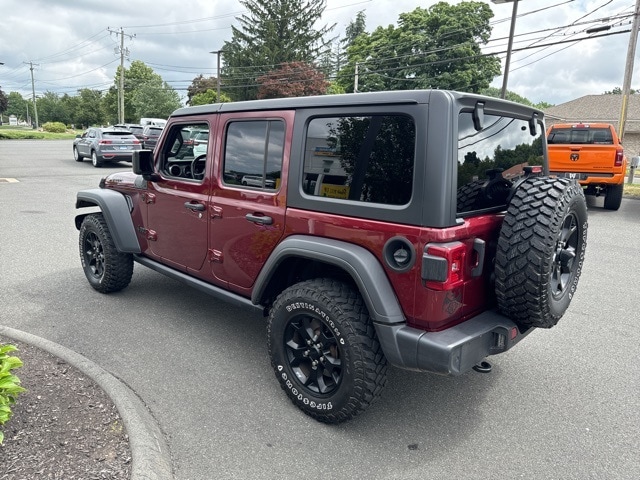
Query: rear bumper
374,310,533,376
550,170,625,186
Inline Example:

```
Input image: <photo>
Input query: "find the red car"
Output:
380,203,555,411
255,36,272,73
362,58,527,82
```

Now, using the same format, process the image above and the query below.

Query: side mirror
132,149,156,179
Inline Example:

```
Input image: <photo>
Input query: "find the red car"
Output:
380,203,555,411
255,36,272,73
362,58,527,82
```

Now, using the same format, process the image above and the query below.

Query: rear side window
302,115,415,205
547,127,613,144
457,112,543,215
223,120,284,190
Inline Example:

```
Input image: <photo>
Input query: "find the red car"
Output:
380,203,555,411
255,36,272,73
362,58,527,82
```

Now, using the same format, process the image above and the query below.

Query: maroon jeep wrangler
75,90,588,423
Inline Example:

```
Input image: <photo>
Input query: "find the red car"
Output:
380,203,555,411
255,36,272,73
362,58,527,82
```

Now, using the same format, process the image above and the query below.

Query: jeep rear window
457,112,543,215
302,115,415,205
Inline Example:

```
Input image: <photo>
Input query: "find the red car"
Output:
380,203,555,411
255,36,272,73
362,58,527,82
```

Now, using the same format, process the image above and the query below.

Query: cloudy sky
0,0,638,106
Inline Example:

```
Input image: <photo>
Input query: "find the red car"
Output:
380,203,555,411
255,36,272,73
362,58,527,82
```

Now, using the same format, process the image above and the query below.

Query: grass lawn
624,182,640,198
0,125,79,140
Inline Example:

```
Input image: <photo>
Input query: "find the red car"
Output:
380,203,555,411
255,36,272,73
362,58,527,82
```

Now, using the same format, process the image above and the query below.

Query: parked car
75,90,588,424
547,122,627,210
125,124,145,142
241,174,275,188
142,125,163,150
73,127,141,168
192,130,209,158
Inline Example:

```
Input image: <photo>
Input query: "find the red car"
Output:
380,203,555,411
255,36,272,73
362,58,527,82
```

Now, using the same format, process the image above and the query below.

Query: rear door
208,111,293,295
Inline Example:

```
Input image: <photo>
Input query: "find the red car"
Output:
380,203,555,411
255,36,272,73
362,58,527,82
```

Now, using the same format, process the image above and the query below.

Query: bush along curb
0,343,26,444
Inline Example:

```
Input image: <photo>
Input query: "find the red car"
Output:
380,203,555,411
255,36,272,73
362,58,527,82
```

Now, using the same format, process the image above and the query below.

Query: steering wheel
191,154,207,180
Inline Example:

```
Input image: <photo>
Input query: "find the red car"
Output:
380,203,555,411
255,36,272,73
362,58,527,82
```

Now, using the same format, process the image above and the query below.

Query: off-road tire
267,278,387,424
603,183,623,211
495,177,587,328
79,214,133,293
73,146,83,162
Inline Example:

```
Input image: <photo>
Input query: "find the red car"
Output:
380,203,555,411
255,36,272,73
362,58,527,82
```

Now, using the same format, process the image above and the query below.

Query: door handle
245,213,273,225
184,202,205,211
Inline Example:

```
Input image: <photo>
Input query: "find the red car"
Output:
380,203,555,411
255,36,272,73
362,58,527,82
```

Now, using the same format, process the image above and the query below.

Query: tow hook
473,361,492,373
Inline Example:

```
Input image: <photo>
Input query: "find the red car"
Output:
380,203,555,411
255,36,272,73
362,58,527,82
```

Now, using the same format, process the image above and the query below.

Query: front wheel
79,214,133,293
73,146,83,162
267,279,387,424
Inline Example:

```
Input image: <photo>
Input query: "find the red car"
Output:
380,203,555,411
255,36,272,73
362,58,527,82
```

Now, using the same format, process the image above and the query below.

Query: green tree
222,0,336,101
5,92,27,122
36,91,63,124
256,61,329,99
604,87,637,95
187,75,219,106
0,87,8,123
337,2,500,94
103,61,181,123
75,88,105,128
190,89,232,106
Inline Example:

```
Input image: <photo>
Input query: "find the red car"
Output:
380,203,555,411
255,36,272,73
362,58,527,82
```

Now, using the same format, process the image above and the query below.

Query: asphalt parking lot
1,139,639,480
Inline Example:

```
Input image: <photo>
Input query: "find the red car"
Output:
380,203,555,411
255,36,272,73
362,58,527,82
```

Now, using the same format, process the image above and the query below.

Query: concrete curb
0,326,173,480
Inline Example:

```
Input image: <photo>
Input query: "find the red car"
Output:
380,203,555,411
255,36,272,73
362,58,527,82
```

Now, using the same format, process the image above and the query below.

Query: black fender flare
75,189,141,254
252,235,405,325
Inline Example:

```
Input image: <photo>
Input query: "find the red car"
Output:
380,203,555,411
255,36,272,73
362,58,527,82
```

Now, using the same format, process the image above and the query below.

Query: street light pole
492,0,520,99
210,50,223,101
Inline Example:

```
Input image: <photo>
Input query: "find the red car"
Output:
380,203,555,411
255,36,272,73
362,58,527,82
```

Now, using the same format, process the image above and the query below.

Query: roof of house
544,94,640,134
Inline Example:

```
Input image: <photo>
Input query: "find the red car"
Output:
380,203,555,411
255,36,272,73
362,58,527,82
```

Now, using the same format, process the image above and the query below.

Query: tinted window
547,127,613,144
457,112,543,215
302,115,415,205
223,120,284,190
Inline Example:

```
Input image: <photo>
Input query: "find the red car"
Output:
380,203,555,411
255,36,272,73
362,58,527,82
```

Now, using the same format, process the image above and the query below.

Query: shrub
42,121,67,133
0,344,26,444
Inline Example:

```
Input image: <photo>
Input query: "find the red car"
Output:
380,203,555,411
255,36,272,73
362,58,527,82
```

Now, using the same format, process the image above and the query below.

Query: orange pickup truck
547,123,626,210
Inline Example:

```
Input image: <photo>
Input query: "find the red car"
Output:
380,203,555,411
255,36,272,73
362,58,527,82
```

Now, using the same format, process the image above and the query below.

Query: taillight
133,139,140,144
422,241,466,290
99,140,112,145
615,148,624,167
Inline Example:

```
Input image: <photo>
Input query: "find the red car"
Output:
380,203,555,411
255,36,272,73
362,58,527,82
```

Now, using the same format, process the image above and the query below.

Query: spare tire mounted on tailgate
495,177,587,328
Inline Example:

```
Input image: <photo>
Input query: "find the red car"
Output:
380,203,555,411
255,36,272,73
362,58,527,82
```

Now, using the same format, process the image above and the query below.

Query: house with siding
543,94,640,156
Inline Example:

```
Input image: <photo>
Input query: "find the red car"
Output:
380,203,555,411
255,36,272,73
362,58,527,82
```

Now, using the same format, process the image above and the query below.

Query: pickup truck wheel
267,278,387,424
79,214,133,293
495,177,587,328
91,151,102,168
603,183,623,210
73,146,83,162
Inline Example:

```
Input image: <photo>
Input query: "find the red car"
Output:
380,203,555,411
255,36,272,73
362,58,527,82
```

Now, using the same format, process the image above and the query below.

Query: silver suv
73,127,142,168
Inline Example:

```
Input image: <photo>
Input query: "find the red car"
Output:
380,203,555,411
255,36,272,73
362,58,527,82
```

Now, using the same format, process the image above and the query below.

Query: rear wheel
495,177,588,328
91,151,102,168
79,214,133,293
603,183,623,210
267,278,387,423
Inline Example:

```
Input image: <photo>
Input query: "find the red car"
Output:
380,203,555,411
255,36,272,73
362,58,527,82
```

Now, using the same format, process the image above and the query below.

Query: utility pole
210,50,223,101
24,61,39,129
618,0,640,140
108,28,134,124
